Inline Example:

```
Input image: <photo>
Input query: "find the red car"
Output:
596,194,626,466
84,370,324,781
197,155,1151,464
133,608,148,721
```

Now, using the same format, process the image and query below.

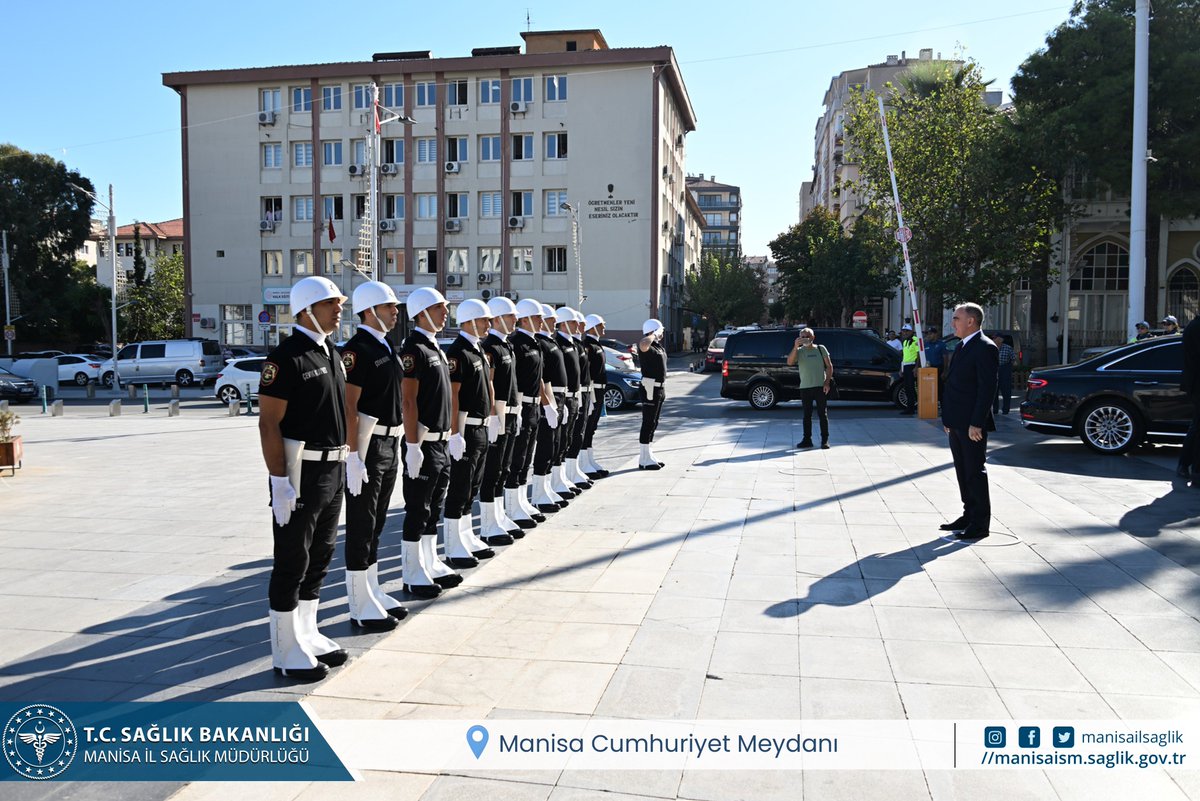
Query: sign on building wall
586,198,639,221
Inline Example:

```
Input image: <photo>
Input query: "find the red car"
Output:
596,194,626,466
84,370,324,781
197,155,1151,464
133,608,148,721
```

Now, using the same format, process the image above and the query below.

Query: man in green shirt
786,328,834,449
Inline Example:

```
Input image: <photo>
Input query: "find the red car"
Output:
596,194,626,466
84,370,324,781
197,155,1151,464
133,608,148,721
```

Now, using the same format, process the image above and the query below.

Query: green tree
122,253,184,341
131,224,147,287
682,254,766,336
62,261,111,346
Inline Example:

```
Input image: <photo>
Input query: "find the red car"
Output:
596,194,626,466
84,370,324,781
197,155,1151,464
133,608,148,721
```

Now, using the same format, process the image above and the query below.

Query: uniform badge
448,357,459,375
401,354,416,374
261,362,279,386
342,352,356,373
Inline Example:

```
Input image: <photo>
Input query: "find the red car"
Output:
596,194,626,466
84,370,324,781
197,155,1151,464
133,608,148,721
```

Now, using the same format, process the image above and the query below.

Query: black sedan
604,366,644,411
1020,336,1190,454
0,365,39,404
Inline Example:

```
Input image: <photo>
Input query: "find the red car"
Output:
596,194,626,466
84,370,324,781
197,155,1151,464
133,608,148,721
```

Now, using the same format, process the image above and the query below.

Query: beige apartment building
162,29,696,345
685,175,741,263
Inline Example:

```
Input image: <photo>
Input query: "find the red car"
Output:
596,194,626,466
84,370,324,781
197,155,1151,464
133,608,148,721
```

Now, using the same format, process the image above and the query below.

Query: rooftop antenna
526,9,531,31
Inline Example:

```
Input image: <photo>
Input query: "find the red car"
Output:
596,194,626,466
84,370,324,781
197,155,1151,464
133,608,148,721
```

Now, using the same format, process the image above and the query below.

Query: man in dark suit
938,303,999,540
1180,315,1200,485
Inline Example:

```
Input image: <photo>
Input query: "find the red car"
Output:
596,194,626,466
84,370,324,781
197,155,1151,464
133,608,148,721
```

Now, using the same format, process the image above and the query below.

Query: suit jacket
1182,318,1200,400
941,331,999,431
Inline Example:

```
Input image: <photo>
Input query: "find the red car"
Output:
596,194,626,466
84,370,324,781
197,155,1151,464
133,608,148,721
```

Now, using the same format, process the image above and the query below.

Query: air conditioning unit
348,164,366,176
503,291,519,301
480,289,493,300
259,219,276,232
673,232,684,246
380,163,399,175
675,133,684,147
507,216,524,229
477,272,494,284
379,219,397,232
510,100,528,114
258,111,276,126
444,161,460,174
199,317,216,329
444,220,462,233
446,274,464,287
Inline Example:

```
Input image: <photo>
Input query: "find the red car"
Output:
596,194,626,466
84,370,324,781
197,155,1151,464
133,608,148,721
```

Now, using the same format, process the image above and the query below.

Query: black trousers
583,388,603,448
799,386,829,442
401,440,450,542
901,364,916,410
480,412,518,501
567,391,589,458
445,424,488,518
993,366,1013,414
639,385,665,444
534,394,565,474
506,402,539,487
344,434,399,571
1182,396,1200,473
269,460,344,611
556,395,579,463
948,427,990,530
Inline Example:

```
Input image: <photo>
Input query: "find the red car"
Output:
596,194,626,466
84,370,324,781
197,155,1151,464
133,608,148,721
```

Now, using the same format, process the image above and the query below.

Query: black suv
720,328,904,409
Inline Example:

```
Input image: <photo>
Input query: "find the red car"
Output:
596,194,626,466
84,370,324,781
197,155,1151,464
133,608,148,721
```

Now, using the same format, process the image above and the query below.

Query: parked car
604,367,643,411
0,365,39,404
601,337,638,367
99,339,225,388
14,350,65,360
604,345,636,372
1020,336,1190,454
214,357,266,404
703,336,728,372
222,345,268,362
55,354,104,385
720,327,905,409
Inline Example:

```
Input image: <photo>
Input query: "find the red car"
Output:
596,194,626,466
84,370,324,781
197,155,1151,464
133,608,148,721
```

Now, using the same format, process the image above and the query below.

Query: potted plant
0,410,21,475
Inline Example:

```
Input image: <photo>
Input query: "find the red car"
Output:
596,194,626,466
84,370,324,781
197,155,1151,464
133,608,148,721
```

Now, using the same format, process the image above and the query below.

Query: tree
122,253,184,341
62,261,111,346
131,224,147,287
682,254,766,336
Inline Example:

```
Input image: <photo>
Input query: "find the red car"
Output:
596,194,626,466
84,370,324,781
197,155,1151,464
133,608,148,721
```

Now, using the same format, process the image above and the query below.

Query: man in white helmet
504,298,556,526
580,313,610,477
552,305,588,496
562,309,594,489
532,305,572,511
258,276,349,681
478,295,527,541
638,318,668,469
340,281,406,632
398,286,462,598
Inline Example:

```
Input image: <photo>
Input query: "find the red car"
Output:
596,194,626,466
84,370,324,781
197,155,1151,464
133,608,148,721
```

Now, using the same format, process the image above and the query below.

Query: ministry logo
5,705,77,780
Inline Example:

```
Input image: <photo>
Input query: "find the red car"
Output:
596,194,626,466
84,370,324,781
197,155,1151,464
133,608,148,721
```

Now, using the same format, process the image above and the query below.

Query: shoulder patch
448,357,459,374
342,351,357,373
401,354,416,374
261,362,279,386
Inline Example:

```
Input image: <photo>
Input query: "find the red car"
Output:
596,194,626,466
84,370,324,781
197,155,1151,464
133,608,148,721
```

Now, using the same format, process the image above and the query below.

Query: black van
720,328,905,409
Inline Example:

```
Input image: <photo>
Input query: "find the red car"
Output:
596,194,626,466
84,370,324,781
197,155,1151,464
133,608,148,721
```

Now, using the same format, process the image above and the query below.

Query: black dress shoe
274,663,328,681
536,502,560,513
471,547,496,559
956,526,990,541
939,517,968,531
315,648,349,667
433,573,463,588
639,462,664,470
513,517,537,529
820,442,830,449
555,499,570,508
446,555,478,569
384,606,408,620
352,616,399,632
797,439,813,449
483,533,514,546
403,583,441,599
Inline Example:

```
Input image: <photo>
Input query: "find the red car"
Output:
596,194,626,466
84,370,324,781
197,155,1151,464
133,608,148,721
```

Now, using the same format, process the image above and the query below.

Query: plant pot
0,435,22,475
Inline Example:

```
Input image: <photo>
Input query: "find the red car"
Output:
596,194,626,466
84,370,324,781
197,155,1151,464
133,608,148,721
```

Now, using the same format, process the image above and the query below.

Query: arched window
1067,242,1128,348
1167,265,1199,326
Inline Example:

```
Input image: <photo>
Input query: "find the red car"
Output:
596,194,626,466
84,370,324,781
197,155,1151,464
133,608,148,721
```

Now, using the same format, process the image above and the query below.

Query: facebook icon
1018,726,1041,748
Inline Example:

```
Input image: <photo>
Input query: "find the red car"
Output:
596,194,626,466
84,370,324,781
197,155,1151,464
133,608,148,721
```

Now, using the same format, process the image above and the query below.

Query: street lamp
68,182,120,390
560,202,583,309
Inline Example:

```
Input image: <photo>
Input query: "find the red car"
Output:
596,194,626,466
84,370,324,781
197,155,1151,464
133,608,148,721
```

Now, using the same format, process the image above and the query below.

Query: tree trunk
1028,243,1050,367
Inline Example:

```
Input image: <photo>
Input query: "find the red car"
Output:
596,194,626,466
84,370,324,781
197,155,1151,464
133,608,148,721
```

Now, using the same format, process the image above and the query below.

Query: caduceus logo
5,705,77,780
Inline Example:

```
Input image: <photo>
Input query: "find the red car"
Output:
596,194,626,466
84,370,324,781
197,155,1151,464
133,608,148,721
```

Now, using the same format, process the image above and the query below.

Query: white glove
448,432,466,461
543,403,560,429
269,475,296,527
346,452,369,496
486,415,501,443
404,442,424,479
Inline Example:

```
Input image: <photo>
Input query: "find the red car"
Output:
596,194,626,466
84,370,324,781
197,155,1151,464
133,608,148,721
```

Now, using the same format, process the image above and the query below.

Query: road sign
259,323,272,333
852,311,868,329
894,227,912,244
258,310,271,324
3,325,14,341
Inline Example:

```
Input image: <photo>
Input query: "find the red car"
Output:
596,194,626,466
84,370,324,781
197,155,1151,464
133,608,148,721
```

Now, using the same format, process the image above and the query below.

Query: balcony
696,199,741,211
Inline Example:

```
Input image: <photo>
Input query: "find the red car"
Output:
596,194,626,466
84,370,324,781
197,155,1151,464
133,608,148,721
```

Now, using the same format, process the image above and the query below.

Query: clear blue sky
1,0,1073,258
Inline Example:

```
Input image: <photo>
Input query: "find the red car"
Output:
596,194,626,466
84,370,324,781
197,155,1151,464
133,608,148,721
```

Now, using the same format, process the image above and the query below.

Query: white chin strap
305,306,331,338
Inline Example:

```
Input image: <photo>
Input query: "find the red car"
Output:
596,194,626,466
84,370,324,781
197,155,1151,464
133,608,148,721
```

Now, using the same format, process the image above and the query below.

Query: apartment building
744,255,779,308
162,29,695,344
685,175,741,263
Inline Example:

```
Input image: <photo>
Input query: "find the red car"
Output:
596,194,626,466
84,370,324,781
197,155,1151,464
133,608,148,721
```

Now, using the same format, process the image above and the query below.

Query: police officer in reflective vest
532,305,569,511
553,306,587,496
479,295,526,541
638,318,668,470
399,287,462,598
258,276,350,681
341,281,405,632
580,313,610,478
505,298,555,526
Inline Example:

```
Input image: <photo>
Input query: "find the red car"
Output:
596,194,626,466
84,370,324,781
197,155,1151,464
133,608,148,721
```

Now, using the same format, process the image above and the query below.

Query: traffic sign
852,311,868,329
259,323,272,332
258,310,271,324
3,325,14,342
894,227,912,244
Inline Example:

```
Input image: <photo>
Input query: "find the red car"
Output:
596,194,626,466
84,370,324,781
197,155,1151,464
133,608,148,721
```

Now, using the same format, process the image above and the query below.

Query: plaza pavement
1,357,1199,801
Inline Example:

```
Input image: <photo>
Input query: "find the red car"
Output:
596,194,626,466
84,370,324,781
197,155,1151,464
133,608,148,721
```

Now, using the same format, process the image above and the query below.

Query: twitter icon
1053,726,1075,748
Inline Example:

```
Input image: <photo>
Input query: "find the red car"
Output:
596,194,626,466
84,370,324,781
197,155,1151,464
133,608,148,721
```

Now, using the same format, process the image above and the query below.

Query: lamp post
561,202,583,309
68,183,120,390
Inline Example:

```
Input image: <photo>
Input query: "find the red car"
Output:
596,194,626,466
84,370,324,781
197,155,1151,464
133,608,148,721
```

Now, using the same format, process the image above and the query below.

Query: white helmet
643,318,664,335
584,313,605,331
407,286,448,320
352,281,399,314
541,304,558,321
290,276,347,317
555,306,577,325
487,296,518,318
456,298,492,326
514,298,543,319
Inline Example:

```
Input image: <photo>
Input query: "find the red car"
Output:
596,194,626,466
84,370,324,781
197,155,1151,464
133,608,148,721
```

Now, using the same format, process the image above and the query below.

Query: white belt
420,430,449,443
373,423,401,438
302,446,349,462
464,416,485,426
647,380,665,388
518,393,538,404
551,385,567,394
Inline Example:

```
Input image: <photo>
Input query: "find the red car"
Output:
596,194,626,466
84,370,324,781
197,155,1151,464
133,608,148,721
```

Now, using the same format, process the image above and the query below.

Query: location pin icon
466,725,489,759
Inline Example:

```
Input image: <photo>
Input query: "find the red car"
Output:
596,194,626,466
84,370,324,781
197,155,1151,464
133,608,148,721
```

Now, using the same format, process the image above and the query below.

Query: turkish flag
327,216,337,243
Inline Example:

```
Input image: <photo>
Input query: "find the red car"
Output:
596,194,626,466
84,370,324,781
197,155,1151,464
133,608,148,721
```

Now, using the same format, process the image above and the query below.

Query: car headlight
0,380,14,390
622,377,641,388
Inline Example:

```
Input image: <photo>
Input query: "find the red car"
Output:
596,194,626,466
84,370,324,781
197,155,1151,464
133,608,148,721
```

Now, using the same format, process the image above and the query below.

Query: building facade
163,29,696,345
685,175,741,263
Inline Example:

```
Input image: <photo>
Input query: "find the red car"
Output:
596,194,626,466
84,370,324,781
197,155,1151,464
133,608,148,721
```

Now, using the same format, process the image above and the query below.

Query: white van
100,339,225,387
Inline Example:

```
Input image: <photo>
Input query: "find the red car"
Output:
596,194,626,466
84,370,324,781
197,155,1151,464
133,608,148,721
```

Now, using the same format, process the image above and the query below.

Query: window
545,132,568,160
416,138,438,163
382,83,403,108
418,249,438,274
730,212,738,222
480,191,502,218
263,251,283,275
511,77,533,103
446,79,468,106
545,246,568,273
445,136,467,163
479,79,501,104
545,75,567,101
353,195,367,219
141,344,166,359
260,89,281,113
702,232,722,244
511,247,533,273
384,195,405,220
1168,266,1200,325
352,84,371,109
479,135,501,162
322,140,343,166
351,139,366,165
446,248,468,273
293,250,313,275
293,196,314,222
479,247,501,274
511,191,533,218
383,248,404,275
293,142,313,167
322,249,343,275
322,196,344,221
1106,341,1182,372
511,134,533,160
1070,243,1130,291
322,86,342,111
704,213,722,226
262,143,282,169
417,194,437,219
416,81,436,107
545,190,569,217
446,193,469,219
262,197,283,221
698,194,721,207
291,87,312,113
383,138,404,164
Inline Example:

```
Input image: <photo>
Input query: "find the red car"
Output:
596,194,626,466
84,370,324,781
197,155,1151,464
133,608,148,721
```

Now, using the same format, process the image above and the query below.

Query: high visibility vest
902,338,919,365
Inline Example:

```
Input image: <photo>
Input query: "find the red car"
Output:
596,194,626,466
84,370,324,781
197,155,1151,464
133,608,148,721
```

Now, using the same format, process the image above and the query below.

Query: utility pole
1127,0,1150,331
2,230,12,357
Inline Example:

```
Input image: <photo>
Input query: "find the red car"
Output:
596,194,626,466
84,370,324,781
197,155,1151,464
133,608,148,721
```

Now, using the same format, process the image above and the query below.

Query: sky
1,0,1075,259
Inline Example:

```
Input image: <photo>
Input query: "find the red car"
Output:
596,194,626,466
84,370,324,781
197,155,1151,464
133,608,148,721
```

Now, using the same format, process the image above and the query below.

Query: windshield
709,337,727,349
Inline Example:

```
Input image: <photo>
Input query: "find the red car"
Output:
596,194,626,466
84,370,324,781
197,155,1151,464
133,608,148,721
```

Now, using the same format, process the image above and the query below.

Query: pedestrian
504,298,555,525
1128,321,1151,343
398,287,462,598
786,327,833,449
938,302,999,541
531,305,569,511
992,334,1016,415
478,295,526,541
924,328,946,379
1180,315,1200,484
341,281,406,632
638,318,668,469
898,324,918,415
886,330,901,351
580,313,610,478
258,276,350,681
1162,315,1181,336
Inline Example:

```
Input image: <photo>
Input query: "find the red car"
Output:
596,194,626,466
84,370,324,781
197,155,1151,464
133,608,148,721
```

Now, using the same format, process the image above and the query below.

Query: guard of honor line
259,277,669,680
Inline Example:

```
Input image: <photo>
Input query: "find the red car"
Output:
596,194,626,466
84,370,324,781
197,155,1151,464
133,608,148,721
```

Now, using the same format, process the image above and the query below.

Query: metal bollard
51,400,64,417
86,383,96,398
41,385,48,414
128,384,137,400
245,395,254,415
170,384,180,399
0,400,8,412
109,399,122,416
143,384,150,414
228,400,240,417
168,400,180,417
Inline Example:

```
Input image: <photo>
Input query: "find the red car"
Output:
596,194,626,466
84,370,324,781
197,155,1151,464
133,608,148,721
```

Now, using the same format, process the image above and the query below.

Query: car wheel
604,385,625,411
175,369,195,387
892,383,909,409
1079,399,1142,455
102,371,115,388
74,372,90,386
748,381,779,410
217,384,241,404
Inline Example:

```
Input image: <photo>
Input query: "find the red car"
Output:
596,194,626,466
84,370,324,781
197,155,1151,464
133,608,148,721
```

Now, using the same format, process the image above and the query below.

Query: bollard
168,400,180,417
0,400,7,412
245,395,254,415
109,399,122,416
86,383,96,399
51,400,64,417
170,384,180,399
128,384,137,400
41,385,48,414
143,384,150,414
228,400,240,417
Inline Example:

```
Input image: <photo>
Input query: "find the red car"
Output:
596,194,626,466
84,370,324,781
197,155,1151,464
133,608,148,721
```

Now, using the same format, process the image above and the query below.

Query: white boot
441,516,479,568
366,562,407,619
345,570,397,631
423,531,464,588
505,486,537,529
565,457,591,488
518,481,544,519
269,608,327,680
479,501,515,545
491,494,523,536
296,598,350,664
401,539,441,598
460,514,495,554
550,464,577,496
639,443,664,470
584,447,609,477
532,473,564,511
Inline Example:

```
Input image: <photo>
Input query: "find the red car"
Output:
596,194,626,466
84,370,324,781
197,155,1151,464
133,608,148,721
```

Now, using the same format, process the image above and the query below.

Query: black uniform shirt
483,331,519,407
341,328,402,426
446,334,493,419
399,329,451,432
556,332,580,392
539,333,568,391
259,331,346,448
586,336,607,385
574,337,591,390
640,341,668,382
510,329,544,398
